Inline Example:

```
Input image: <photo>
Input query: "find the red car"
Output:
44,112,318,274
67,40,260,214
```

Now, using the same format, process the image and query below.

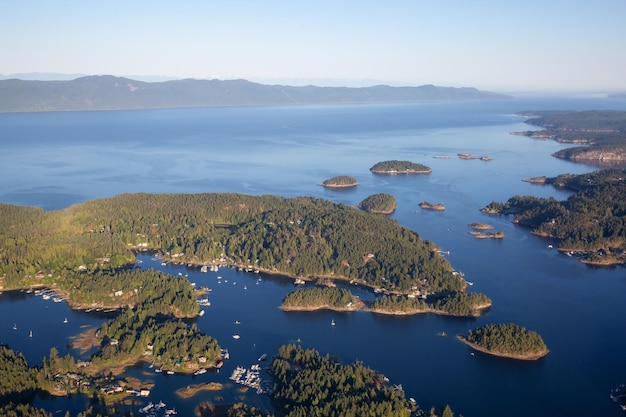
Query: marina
229,365,267,394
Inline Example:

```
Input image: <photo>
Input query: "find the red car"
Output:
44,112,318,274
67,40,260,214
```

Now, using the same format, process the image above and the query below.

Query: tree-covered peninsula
457,323,549,360
482,169,626,265
269,344,427,417
358,193,397,214
511,110,626,167
321,175,359,188
370,160,432,175
0,193,465,295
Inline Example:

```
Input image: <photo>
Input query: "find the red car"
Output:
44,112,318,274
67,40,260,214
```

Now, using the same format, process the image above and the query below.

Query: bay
1,96,626,416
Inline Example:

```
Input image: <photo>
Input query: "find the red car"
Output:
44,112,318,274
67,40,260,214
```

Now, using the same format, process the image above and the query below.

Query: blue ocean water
1,97,626,416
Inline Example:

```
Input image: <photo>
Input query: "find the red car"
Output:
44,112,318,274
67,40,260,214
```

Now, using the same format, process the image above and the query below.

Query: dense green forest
460,323,548,359
0,403,53,417
0,193,463,294
513,110,626,165
321,176,359,188
370,160,432,174
0,344,38,399
61,269,200,317
226,403,272,417
370,292,491,317
482,169,626,264
358,193,397,214
280,287,357,310
93,306,221,372
0,192,468,415
269,344,423,417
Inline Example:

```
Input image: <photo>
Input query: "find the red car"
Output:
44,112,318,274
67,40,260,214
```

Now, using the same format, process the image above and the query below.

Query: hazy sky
3,1,625,92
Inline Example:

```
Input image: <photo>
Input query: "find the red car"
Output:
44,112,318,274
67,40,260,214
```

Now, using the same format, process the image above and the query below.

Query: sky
2,1,626,93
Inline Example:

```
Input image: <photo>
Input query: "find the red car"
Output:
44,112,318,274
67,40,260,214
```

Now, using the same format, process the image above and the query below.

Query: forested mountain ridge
0,193,465,296
0,75,510,112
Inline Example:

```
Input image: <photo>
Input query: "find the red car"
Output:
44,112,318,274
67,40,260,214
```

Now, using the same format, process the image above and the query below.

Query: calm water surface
1,97,626,417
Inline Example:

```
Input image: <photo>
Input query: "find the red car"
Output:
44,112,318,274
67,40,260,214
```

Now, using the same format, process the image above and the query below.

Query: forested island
457,323,549,360
358,193,397,214
321,175,359,188
280,287,491,317
368,292,491,317
280,287,363,311
370,160,432,175
482,169,626,265
511,110,626,167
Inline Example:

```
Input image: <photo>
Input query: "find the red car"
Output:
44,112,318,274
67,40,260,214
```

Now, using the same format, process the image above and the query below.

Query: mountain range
0,75,511,112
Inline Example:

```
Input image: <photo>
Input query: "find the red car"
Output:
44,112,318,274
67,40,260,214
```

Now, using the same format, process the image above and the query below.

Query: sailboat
331,319,335,327
63,317,68,324
13,323,17,330
29,330,32,338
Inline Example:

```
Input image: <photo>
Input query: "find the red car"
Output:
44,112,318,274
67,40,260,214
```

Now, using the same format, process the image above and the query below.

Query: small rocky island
321,175,359,188
468,230,505,239
458,153,492,161
468,222,503,239
370,160,432,175
457,323,549,360
419,201,445,211
358,193,397,214
468,223,493,230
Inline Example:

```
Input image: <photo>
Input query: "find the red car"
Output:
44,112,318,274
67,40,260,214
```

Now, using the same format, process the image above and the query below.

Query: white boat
63,317,68,323
29,330,32,338
139,402,154,413
13,323,17,330
198,310,205,316
194,368,207,375
200,265,208,273
166,370,175,375
331,319,335,326
232,334,240,339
